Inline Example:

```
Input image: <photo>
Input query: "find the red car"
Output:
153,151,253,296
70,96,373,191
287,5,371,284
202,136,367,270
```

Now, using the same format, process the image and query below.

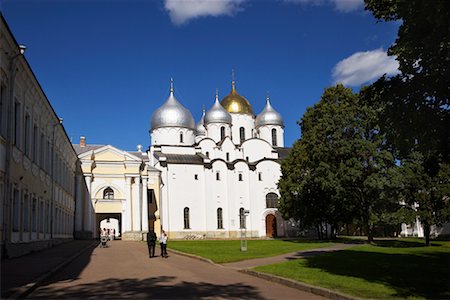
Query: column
141,177,149,232
124,176,132,232
84,174,92,232
75,174,82,231
132,176,141,232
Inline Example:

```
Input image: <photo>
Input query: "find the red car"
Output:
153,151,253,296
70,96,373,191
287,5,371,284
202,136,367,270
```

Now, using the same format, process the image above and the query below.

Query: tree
278,85,401,242
364,0,450,245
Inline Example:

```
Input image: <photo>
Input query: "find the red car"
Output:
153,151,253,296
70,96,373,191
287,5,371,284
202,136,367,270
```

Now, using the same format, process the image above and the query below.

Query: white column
75,174,83,231
124,176,132,232
132,176,141,232
141,177,149,232
84,174,92,193
84,174,92,232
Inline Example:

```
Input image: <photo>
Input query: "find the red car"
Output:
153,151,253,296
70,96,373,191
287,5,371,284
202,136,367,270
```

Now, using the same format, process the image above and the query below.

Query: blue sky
1,0,399,151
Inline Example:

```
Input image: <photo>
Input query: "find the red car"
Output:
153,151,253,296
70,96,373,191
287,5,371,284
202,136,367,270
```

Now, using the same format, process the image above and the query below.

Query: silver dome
255,97,284,127
150,84,195,131
196,109,206,136
204,94,232,125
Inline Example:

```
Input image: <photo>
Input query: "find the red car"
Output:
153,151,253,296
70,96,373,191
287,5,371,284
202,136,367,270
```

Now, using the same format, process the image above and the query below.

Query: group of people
146,230,168,258
100,228,115,241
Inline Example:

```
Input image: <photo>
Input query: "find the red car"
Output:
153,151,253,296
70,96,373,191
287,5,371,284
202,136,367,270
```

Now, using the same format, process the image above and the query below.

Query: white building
149,80,293,239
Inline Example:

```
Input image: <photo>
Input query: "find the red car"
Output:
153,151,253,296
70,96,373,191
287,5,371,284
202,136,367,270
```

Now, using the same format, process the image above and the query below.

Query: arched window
217,208,223,229
239,127,245,143
238,173,243,181
220,126,226,140
266,193,278,208
216,171,220,181
184,207,190,229
180,132,184,143
226,152,230,161
206,151,210,158
103,187,114,199
239,207,246,229
271,128,277,146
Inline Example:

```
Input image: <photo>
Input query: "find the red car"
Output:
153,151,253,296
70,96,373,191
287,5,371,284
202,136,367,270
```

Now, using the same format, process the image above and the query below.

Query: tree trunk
367,222,374,243
424,222,431,246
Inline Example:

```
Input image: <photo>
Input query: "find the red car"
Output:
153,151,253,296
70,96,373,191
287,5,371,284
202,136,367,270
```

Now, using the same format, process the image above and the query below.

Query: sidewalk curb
240,269,360,300
166,247,225,268
7,241,99,299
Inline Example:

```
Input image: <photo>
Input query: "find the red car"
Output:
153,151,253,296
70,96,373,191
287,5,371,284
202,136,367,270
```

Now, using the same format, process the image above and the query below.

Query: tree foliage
278,85,401,241
363,0,450,245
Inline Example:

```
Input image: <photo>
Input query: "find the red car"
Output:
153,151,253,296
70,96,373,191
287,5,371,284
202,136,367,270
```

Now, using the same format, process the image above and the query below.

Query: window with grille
184,207,190,229
266,193,278,208
217,208,223,229
103,187,114,199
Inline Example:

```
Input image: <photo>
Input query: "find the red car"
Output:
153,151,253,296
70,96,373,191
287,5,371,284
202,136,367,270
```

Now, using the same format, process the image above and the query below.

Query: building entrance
265,214,277,238
96,213,121,239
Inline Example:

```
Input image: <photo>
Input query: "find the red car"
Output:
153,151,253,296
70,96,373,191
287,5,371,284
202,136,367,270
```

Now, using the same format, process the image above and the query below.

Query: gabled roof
73,144,104,155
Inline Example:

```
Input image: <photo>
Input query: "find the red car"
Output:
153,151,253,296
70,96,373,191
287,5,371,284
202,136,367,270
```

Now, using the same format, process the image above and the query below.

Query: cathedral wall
230,114,255,145
258,125,285,148
151,127,195,146
206,123,231,143
160,145,196,155
241,139,276,162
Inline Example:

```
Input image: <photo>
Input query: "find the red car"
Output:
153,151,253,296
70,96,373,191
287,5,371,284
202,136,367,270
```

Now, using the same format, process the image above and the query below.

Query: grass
255,238,450,299
168,239,334,263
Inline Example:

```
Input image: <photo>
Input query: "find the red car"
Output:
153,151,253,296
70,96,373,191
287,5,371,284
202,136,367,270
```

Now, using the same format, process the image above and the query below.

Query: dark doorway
265,214,277,238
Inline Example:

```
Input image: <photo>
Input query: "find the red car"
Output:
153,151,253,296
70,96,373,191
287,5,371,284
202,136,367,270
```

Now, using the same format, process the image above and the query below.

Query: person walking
147,230,157,258
159,230,168,258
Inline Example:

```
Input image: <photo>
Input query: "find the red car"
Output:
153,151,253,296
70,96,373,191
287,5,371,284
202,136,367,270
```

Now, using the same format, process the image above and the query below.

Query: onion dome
220,81,254,115
150,79,195,130
196,108,206,136
205,91,232,125
255,96,284,128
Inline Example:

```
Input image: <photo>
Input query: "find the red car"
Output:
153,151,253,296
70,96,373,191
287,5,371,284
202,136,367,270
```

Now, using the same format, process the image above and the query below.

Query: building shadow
299,249,450,299
29,276,264,299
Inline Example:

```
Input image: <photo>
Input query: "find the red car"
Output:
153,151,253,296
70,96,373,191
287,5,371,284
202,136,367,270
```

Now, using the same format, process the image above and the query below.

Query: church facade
149,80,293,239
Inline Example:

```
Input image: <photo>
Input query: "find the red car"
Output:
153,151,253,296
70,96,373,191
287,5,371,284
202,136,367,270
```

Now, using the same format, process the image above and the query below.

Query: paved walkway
15,240,326,299
222,243,356,269
1,240,98,299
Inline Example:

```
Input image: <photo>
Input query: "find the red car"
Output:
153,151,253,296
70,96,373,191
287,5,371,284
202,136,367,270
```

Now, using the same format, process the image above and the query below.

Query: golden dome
220,81,254,115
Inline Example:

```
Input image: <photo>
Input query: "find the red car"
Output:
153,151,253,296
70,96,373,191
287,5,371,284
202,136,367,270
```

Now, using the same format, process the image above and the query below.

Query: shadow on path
30,276,264,299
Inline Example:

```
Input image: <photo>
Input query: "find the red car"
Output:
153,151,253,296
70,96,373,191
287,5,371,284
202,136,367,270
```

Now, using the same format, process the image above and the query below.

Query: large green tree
363,0,450,245
278,85,400,242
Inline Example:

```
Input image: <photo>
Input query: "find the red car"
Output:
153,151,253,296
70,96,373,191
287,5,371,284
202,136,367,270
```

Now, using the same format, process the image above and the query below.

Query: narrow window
24,114,30,156
238,173,243,181
23,194,29,232
180,132,184,143
40,133,45,167
220,126,225,140
246,156,249,162
33,125,38,162
194,174,198,180
258,172,262,181
39,200,44,233
239,207,246,229
226,152,230,161
217,208,223,229
12,189,20,232
206,151,209,158
184,207,190,229
103,187,114,199
239,127,245,143
14,101,21,146
266,193,279,208
32,198,37,232
216,171,220,181
272,128,277,146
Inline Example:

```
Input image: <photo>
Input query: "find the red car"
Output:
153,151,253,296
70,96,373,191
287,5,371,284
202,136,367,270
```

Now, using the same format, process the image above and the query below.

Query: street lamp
240,209,250,252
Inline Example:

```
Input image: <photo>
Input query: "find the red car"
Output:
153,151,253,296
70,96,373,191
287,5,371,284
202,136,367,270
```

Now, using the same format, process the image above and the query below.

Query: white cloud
164,0,245,25
285,0,363,12
332,48,399,86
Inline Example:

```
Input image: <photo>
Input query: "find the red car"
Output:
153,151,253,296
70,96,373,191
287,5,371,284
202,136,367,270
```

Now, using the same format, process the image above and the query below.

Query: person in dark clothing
146,230,157,258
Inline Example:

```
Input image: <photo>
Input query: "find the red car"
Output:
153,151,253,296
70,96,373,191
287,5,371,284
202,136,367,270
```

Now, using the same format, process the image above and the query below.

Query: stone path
26,240,326,299
222,243,356,269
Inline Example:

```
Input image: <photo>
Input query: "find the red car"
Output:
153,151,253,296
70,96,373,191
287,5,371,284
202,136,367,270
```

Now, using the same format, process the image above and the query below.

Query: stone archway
265,214,277,238
97,213,121,239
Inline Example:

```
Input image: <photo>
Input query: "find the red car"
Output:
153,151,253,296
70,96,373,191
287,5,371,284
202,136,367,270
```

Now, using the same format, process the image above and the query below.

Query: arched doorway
96,213,121,239
265,214,277,238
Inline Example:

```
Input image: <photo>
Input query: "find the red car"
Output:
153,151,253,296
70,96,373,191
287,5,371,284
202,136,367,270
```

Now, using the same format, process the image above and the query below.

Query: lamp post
240,209,250,251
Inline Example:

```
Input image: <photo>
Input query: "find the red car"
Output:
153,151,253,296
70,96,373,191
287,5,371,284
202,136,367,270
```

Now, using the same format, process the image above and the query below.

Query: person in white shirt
159,230,168,258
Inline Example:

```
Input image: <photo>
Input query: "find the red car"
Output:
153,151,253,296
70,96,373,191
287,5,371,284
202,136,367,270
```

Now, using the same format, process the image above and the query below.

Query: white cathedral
149,79,292,239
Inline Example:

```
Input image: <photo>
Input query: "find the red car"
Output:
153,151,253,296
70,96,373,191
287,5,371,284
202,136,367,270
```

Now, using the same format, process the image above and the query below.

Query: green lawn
255,238,450,299
168,239,334,263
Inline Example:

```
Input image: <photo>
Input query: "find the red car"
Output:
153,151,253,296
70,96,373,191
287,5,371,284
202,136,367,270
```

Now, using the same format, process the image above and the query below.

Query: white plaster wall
230,114,255,145
258,125,285,148
241,139,277,162
160,145,196,155
151,127,195,146
206,123,231,143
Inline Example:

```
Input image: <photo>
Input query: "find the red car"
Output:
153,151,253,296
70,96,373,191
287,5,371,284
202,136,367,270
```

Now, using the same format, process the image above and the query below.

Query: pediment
78,145,142,162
